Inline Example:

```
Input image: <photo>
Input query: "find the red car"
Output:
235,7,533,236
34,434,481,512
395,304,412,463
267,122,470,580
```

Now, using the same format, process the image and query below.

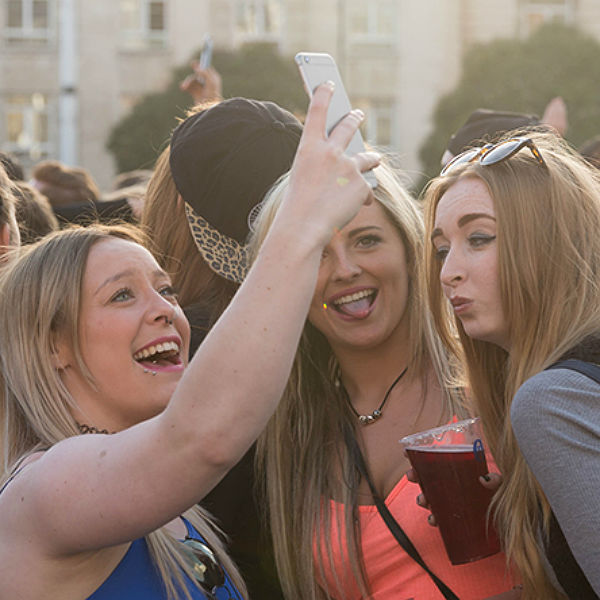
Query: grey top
511,367,600,595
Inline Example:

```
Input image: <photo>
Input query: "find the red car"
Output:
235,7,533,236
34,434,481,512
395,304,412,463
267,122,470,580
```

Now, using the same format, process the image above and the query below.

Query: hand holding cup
400,418,501,565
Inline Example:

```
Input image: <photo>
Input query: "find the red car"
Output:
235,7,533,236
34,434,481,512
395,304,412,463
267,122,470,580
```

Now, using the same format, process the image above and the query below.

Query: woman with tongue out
248,163,520,599
0,84,381,600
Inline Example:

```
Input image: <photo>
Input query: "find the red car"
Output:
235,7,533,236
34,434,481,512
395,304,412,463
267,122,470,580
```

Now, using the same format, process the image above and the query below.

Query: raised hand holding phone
198,34,213,71
295,52,378,189
179,35,221,104
276,81,381,246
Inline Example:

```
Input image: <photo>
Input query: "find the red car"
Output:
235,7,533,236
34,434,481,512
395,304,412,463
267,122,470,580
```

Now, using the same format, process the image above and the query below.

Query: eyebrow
94,268,169,296
347,225,384,238
430,213,495,242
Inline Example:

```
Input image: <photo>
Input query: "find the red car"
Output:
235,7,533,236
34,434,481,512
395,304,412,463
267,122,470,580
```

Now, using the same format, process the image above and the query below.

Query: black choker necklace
339,366,408,425
78,423,112,435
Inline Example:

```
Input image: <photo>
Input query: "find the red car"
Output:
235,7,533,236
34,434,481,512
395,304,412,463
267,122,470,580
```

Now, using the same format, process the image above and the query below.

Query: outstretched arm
3,83,380,557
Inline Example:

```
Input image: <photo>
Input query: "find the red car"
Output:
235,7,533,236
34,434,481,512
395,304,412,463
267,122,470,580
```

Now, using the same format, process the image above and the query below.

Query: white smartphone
295,52,377,189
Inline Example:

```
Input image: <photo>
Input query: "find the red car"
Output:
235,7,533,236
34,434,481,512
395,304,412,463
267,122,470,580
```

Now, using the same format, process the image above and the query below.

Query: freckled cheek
307,304,322,328
308,281,328,315
81,316,131,359
307,298,330,334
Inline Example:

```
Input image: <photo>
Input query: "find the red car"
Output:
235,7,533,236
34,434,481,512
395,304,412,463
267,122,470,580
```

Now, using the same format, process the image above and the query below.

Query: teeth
133,341,180,361
333,289,375,306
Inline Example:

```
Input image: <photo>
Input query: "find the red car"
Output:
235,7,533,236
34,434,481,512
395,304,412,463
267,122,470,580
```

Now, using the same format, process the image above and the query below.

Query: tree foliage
418,23,600,187
107,42,307,173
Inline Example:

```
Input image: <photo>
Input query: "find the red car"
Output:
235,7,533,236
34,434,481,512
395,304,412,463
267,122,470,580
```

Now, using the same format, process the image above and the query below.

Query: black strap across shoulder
546,511,599,599
343,427,460,600
544,359,600,599
546,358,600,384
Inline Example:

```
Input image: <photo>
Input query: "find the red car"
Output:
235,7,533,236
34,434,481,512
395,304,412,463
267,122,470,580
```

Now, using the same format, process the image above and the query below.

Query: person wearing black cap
441,108,541,167
142,96,303,599
441,97,568,168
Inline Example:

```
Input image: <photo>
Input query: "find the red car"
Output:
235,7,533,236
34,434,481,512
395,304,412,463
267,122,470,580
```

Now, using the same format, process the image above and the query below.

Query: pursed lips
450,296,472,315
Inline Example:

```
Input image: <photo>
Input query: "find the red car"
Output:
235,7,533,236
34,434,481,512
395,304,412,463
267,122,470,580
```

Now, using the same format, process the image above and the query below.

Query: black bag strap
344,427,460,600
546,358,600,385
544,358,600,599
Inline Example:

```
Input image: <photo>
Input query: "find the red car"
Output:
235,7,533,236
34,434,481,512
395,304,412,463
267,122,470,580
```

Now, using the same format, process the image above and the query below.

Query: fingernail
324,80,335,91
353,108,365,120
481,474,491,482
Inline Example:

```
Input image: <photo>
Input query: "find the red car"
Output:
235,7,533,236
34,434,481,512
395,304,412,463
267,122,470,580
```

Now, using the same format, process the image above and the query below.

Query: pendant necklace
340,366,408,426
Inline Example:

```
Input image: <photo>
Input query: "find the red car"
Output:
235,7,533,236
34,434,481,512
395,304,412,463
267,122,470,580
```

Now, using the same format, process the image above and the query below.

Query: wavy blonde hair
0,225,246,600
248,163,465,599
423,130,600,599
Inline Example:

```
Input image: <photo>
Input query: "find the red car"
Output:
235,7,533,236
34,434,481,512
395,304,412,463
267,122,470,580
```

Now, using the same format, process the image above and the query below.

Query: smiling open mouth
331,289,377,316
133,341,182,368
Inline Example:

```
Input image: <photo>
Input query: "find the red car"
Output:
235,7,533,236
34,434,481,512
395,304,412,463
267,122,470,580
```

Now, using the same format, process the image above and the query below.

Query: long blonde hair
423,130,600,599
0,225,246,600
248,164,464,599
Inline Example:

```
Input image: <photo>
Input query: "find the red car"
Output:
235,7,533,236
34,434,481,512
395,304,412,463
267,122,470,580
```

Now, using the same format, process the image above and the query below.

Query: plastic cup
399,417,501,565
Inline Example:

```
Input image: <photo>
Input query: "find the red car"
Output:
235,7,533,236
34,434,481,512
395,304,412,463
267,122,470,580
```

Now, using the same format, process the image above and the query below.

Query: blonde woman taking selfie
0,84,380,600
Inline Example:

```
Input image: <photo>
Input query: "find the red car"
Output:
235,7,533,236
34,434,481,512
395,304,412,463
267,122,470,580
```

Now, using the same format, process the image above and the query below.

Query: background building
0,0,596,188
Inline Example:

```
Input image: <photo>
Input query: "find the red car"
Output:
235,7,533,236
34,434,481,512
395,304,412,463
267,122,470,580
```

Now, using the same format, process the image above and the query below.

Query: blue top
88,517,243,599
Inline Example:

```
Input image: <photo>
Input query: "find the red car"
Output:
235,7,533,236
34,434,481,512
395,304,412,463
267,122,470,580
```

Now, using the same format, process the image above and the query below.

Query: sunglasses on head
440,136,547,176
182,536,231,600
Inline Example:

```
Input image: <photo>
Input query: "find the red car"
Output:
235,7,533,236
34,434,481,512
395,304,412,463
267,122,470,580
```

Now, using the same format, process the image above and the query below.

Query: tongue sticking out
135,350,180,369
337,296,372,318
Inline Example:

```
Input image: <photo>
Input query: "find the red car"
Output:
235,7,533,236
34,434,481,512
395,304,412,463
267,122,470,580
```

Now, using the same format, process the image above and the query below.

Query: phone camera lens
304,56,310,63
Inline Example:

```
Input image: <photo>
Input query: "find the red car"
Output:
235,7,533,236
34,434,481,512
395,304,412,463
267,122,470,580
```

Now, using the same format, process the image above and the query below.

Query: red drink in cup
400,418,501,565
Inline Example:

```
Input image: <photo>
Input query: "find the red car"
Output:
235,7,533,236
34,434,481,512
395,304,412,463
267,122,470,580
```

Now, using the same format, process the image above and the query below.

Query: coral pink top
316,475,518,599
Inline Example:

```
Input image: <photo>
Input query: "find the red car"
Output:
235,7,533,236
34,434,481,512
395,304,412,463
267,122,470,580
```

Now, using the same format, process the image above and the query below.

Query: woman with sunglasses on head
0,84,380,600
424,131,600,599
247,161,520,600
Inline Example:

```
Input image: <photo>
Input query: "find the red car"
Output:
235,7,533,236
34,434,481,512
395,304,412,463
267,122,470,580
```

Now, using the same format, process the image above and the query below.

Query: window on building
519,0,575,36
348,0,395,41
5,0,52,42
120,0,166,48
3,93,51,161
236,0,282,40
357,101,393,148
